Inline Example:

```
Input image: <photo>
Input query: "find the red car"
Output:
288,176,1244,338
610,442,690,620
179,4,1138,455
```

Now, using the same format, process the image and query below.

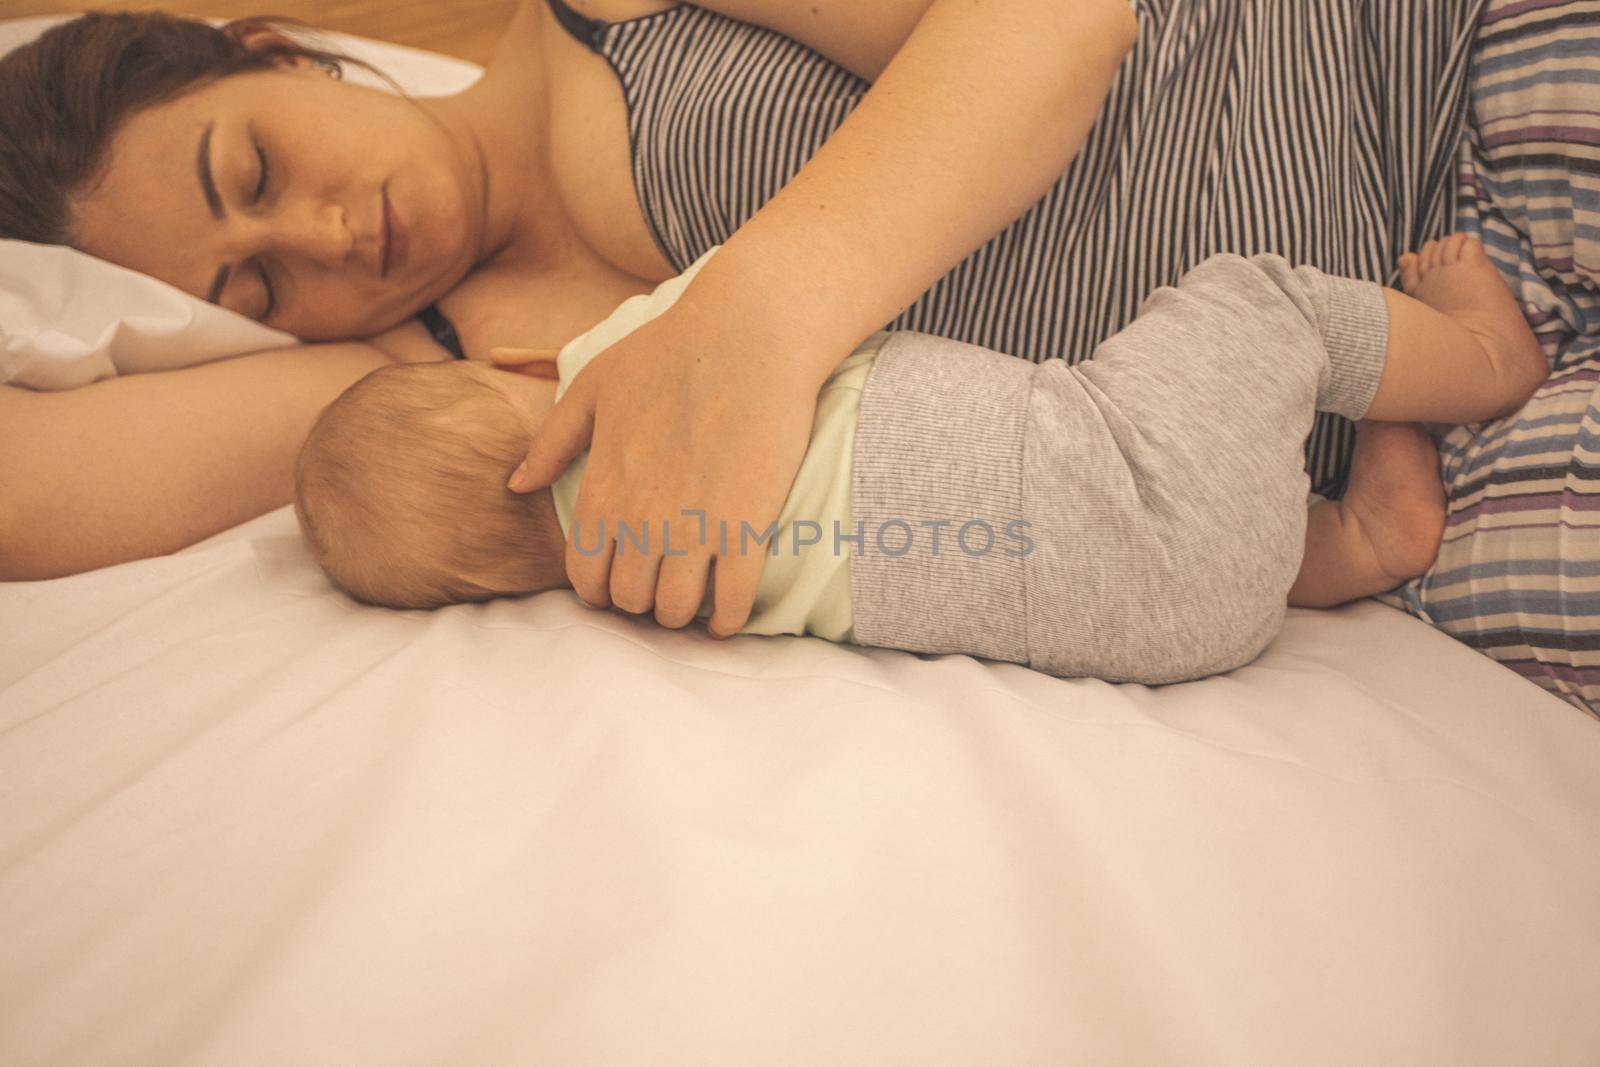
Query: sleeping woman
0,0,1472,591
0,1,1484,627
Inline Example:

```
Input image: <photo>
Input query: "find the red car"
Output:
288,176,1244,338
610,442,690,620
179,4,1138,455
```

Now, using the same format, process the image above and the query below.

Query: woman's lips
381,187,409,277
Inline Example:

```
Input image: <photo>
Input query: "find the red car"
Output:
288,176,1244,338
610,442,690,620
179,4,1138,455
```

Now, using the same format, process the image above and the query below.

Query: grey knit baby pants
847,253,1391,684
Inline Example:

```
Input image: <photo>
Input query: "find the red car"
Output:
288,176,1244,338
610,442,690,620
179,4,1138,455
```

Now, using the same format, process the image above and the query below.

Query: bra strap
416,303,468,361
544,0,608,51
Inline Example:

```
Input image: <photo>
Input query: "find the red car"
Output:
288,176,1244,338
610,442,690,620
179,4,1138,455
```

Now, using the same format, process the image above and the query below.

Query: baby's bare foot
1341,420,1446,586
1397,234,1546,408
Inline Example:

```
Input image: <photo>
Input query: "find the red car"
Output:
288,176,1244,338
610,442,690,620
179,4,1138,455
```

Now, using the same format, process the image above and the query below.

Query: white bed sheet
2,14,1598,1066
3,503,1597,1066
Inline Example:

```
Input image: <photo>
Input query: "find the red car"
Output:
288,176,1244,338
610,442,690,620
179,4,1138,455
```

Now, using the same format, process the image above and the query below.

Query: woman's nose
244,198,354,268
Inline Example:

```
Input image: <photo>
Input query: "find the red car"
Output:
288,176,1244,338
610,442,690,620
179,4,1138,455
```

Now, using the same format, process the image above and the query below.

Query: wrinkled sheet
2,505,1596,1066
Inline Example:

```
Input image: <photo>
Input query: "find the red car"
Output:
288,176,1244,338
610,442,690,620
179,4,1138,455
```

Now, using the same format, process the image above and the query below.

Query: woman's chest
423,252,656,364
422,2,684,360
541,0,684,285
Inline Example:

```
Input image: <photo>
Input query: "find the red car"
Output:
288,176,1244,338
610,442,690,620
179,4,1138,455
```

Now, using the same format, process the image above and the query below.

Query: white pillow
0,238,300,390
0,15,483,390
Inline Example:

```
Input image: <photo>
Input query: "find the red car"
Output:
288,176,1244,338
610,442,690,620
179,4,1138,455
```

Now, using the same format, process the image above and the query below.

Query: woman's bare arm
688,0,1141,370
0,342,391,581
513,0,1141,632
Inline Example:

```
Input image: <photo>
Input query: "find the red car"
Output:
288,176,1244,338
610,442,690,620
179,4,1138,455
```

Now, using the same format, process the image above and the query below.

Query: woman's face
70,63,483,341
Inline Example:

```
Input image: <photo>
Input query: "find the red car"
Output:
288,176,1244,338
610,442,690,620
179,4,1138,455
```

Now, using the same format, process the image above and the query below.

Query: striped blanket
1391,0,1600,715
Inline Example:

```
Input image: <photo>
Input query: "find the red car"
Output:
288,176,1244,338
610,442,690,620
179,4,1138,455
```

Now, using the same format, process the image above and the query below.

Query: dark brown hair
0,10,403,245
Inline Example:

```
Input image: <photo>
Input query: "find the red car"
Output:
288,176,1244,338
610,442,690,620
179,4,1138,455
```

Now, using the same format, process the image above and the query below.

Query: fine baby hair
294,362,565,609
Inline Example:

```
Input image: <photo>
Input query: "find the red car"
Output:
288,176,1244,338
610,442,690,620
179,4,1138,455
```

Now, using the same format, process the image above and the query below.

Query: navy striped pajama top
420,0,1487,493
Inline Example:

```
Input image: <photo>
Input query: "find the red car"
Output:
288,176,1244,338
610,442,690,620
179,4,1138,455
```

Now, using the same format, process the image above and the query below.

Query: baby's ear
489,347,561,380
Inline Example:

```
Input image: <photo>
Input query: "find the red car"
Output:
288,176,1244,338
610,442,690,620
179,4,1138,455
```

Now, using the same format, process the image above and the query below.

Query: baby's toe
1420,240,1442,272
1443,233,1469,262
1460,235,1489,262
1398,253,1421,293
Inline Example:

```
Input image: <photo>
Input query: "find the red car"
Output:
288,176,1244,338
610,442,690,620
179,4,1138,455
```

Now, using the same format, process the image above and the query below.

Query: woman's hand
505,300,828,637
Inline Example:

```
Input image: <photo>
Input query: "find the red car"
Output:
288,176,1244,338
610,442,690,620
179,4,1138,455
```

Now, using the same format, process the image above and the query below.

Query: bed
2,14,1598,1066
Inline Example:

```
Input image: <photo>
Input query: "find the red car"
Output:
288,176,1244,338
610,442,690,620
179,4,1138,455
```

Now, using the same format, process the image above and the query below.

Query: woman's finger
654,550,713,629
501,361,562,381
706,545,764,639
507,371,599,492
562,468,618,608
489,346,561,366
488,347,561,380
608,532,664,615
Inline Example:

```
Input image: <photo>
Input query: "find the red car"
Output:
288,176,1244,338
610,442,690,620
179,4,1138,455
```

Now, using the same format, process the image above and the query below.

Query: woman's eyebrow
197,121,227,221
196,121,231,304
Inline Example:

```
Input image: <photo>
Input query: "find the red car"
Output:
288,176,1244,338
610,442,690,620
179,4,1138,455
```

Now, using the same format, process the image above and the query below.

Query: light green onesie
549,247,883,641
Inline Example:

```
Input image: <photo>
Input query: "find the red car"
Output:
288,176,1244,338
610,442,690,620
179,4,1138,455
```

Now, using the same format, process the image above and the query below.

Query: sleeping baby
293,238,1546,684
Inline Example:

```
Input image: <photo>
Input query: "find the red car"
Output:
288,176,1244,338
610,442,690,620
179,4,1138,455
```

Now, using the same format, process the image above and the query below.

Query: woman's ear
224,24,338,75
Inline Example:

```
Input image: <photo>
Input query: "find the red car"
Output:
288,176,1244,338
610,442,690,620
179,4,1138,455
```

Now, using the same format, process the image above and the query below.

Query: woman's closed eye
251,142,277,322
257,259,277,322
253,142,270,202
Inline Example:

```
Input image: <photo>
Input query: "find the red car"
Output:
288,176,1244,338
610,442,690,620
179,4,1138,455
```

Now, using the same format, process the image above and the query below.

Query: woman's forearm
0,342,390,581
685,0,1138,380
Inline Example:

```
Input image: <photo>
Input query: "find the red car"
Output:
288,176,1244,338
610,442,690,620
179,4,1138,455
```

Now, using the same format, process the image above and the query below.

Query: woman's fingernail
506,464,530,491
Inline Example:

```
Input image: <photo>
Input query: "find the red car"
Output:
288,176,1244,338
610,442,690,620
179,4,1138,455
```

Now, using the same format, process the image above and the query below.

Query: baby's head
294,361,568,609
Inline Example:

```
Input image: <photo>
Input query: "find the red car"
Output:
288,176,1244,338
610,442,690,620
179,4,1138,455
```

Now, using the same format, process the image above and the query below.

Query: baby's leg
1010,253,1401,680
1289,421,1445,608
1289,234,1546,607
1367,234,1548,423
